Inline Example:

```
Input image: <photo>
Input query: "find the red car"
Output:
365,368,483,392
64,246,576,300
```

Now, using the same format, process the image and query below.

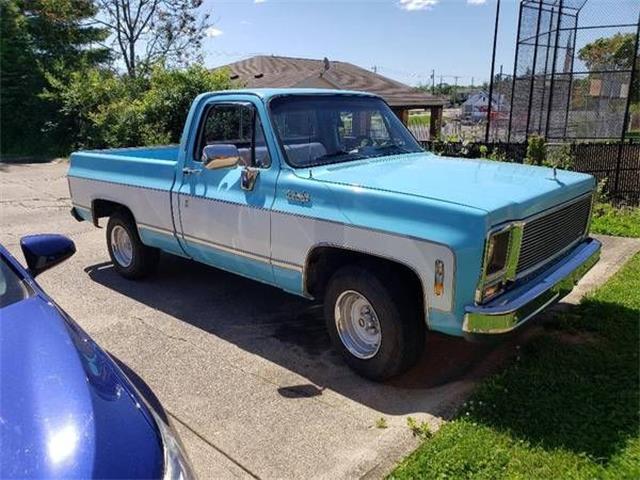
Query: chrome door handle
182,167,202,176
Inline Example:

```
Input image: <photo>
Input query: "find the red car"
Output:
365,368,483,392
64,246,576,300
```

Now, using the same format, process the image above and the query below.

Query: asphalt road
2,160,638,479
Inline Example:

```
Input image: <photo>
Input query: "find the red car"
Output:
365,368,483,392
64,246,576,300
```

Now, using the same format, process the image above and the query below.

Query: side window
338,112,354,142
196,103,271,168
369,111,391,142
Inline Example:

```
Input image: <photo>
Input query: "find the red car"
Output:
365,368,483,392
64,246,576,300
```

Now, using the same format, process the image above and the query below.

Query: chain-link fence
496,0,639,143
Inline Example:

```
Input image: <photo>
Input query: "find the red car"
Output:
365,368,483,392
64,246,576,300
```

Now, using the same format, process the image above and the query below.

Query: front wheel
106,211,159,279
324,264,425,381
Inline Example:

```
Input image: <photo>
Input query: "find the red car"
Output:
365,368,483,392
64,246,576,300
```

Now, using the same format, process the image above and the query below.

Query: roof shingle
218,55,445,108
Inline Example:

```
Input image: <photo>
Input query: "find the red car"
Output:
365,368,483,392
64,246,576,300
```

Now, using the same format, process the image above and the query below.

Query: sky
200,0,521,87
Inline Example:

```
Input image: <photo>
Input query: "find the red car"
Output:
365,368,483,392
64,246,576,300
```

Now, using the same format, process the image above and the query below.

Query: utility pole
431,69,435,95
452,75,460,106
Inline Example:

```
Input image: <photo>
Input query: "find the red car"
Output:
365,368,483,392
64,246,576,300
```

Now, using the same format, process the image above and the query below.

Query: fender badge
286,190,311,203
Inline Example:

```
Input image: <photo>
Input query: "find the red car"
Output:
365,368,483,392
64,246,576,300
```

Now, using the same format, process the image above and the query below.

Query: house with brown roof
218,55,446,139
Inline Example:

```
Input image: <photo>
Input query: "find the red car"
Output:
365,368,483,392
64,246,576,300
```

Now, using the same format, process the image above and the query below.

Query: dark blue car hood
0,296,164,478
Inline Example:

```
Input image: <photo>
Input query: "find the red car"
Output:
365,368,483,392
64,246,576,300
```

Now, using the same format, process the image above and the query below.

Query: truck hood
307,152,595,223
0,296,164,479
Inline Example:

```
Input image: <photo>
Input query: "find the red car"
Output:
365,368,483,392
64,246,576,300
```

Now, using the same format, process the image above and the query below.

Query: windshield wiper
312,150,365,163
317,149,353,159
374,144,415,155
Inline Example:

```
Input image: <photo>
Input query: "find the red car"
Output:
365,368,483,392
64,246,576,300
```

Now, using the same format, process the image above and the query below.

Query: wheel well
91,199,133,227
305,246,425,311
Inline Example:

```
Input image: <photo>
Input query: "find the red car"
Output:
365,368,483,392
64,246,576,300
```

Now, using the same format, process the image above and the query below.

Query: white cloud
399,0,438,11
205,27,223,38
467,0,487,4
254,0,266,4
240,20,252,25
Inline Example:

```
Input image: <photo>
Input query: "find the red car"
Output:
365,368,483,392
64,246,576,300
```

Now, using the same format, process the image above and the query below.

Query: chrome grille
516,195,592,276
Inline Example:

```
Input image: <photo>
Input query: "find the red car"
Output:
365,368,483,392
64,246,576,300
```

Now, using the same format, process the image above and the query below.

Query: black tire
106,210,159,279
323,263,425,381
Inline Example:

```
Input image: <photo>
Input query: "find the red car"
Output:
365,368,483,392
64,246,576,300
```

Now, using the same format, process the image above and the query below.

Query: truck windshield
270,95,423,168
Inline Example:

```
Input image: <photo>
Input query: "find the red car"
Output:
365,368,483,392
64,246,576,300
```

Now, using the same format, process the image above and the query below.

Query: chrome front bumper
463,238,601,336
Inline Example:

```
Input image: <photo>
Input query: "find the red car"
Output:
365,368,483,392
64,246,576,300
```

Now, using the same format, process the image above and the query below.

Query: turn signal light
434,259,445,296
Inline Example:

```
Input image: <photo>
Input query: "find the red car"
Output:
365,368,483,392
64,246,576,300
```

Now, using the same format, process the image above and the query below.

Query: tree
578,32,639,104
0,0,110,155
44,64,233,150
578,32,636,72
94,0,212,78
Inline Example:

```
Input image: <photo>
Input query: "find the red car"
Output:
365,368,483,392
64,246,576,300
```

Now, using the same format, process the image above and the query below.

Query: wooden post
429,106,443,140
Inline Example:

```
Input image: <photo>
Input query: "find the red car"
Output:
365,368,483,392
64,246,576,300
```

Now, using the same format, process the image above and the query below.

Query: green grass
590,202,640,238
390,254,640,480
408,113,431,127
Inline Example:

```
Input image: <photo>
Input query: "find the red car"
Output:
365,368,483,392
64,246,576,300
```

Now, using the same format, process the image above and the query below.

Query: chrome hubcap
110,225,133,267
334,290,381,359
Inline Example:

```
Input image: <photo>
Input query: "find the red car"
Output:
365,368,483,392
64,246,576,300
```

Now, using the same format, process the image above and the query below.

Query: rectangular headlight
486,229,511,277
476,224,524,303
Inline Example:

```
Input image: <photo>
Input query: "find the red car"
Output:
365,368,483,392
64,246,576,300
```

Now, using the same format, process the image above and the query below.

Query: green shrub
525,134,547,166
545,143,575,170
43,64,234,152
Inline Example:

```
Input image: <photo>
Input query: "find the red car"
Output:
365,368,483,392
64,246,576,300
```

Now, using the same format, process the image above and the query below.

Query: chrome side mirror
202,144,241,170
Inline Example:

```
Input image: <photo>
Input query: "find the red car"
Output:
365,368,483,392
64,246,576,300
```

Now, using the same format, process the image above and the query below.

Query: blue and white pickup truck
69,88,601,380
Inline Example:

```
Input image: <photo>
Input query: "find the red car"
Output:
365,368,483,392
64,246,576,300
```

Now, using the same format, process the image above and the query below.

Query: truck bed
68,145,183,255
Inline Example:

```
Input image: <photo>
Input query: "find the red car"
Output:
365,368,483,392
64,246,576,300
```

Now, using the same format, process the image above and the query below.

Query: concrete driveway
2,160,638,479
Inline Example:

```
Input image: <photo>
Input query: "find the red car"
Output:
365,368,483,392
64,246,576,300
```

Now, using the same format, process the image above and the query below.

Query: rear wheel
324,264,425,381
106,211,159,279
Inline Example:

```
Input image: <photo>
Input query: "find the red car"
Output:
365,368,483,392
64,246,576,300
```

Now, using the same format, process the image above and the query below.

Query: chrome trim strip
138,223,173,235
181,232,303,272
271,259,304,272
464,238,601,335
184,233,269,263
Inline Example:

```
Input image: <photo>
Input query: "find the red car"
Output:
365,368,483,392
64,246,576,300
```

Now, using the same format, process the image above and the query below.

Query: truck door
176,100,277,284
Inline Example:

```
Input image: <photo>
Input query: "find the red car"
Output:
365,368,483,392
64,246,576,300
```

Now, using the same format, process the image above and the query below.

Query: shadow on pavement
86,253,525,416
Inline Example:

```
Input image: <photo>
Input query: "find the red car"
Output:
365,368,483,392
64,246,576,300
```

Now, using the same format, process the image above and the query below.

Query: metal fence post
485,0,501,143
507,1,524,143
524,0,544,141
562,11,578,140
545,0,563,139
614,13,640,198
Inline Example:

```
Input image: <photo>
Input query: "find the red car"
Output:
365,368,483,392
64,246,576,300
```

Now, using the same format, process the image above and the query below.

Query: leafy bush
544,143,575,169
43,64,233,152
525,134,546,166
